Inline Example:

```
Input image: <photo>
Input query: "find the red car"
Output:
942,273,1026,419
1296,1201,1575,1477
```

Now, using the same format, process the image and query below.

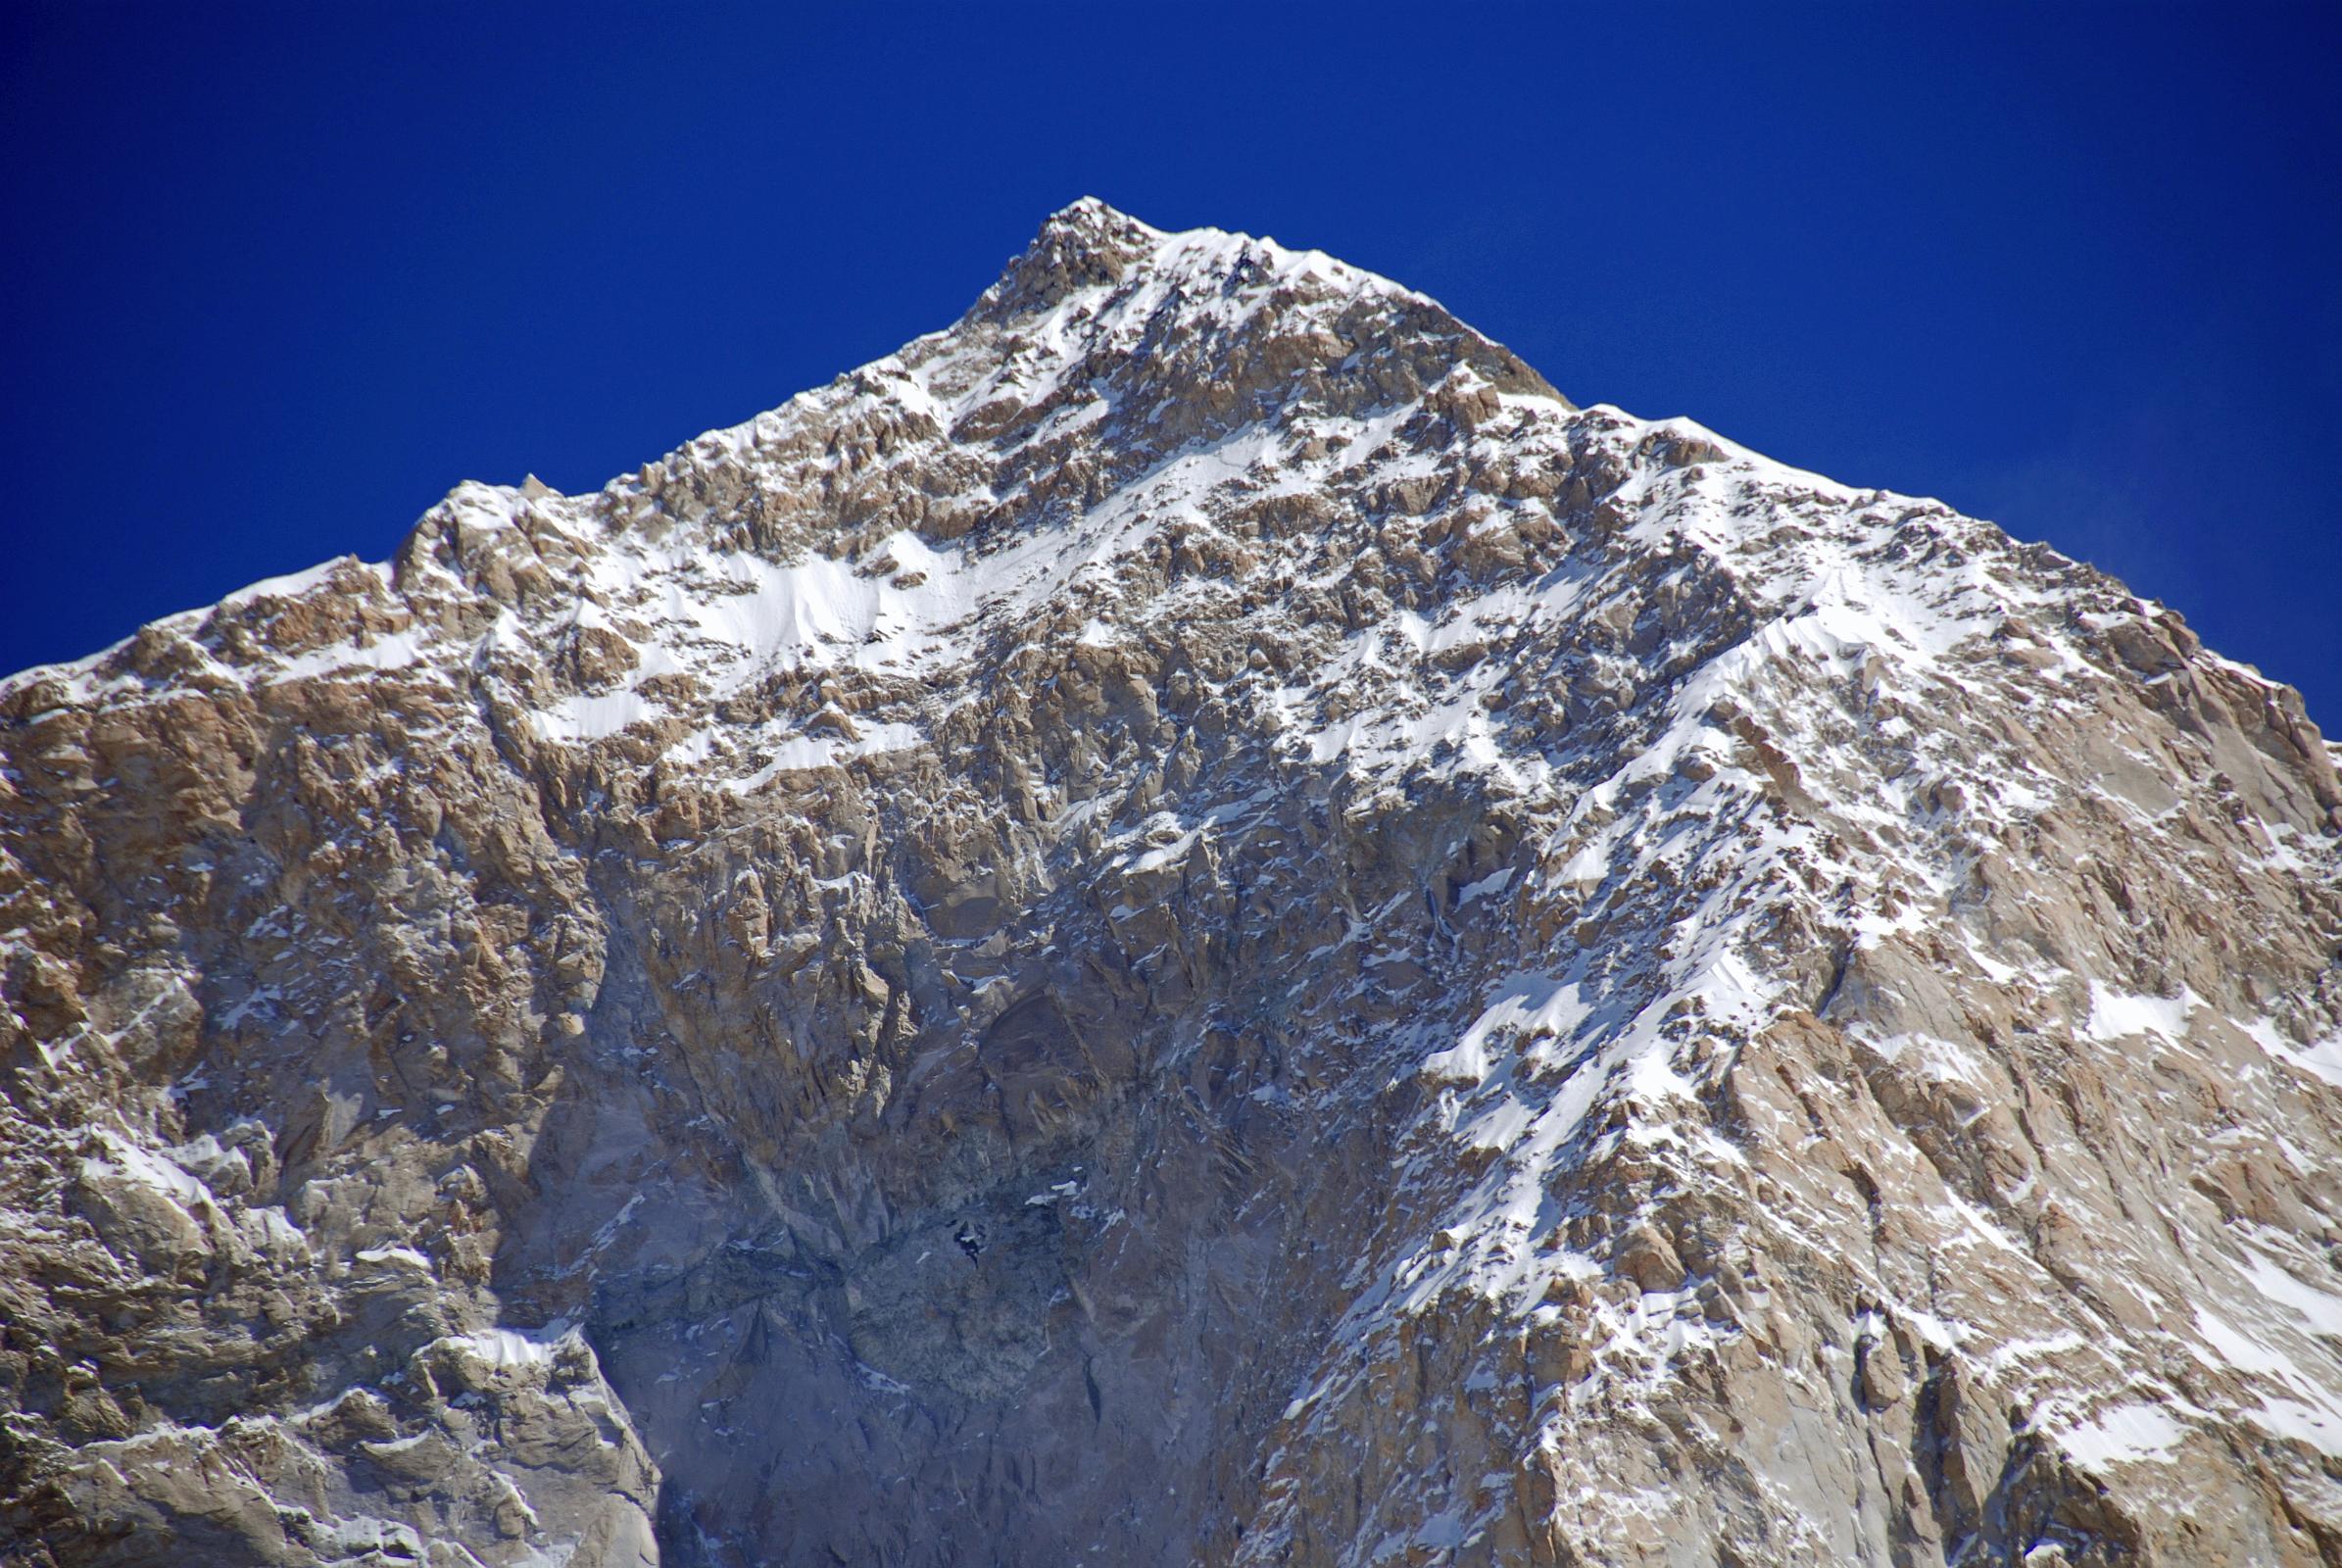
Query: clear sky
5,5,2338,714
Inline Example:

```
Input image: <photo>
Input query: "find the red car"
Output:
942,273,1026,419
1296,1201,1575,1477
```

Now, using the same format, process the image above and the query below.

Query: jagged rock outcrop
4,200,2340,1567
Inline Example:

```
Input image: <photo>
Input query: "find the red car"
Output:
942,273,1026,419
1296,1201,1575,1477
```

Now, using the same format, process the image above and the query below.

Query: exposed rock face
4,200,2340,1567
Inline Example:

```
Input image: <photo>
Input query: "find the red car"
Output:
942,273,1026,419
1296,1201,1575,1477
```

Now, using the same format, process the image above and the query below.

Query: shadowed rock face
4,201,2341,1568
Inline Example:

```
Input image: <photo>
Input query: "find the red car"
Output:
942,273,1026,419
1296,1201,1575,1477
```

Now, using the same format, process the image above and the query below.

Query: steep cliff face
3,201,2340,1568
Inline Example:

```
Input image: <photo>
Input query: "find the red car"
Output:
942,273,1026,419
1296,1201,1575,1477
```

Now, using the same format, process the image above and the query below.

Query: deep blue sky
6,5,2339,714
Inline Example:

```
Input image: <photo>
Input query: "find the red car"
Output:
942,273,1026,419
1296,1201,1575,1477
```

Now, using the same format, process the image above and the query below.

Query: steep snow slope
3,201,2340,1567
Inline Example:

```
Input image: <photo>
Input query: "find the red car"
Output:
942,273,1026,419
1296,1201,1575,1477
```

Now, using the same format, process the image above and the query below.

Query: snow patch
2054,1402,2188,1471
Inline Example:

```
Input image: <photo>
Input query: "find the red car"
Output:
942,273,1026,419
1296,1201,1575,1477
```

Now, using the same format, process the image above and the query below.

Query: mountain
3,200,2339,1568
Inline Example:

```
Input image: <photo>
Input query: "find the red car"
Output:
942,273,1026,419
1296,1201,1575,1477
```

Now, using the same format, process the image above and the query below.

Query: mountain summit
4,204,2339,1567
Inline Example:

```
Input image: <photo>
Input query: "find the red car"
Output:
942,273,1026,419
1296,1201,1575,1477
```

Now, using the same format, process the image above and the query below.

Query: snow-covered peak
4,201,2300,823
975,196,1171,318
973,197,1435,329
6,205,2342,1568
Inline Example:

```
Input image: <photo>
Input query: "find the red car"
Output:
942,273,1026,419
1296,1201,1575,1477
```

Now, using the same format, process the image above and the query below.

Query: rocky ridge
2,200,2341,1566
